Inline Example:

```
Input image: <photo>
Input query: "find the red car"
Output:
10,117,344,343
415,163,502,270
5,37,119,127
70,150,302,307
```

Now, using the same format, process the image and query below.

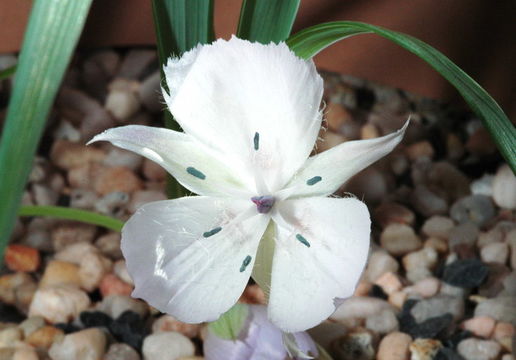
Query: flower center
251,195,275,214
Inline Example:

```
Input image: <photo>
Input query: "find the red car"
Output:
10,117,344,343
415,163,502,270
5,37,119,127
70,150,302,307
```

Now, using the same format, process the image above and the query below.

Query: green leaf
151,0,214,198
237,0,300,43
287,21,516,172
18,206,124,232
0,0,93,260
0,65,16,80
208,303,249,340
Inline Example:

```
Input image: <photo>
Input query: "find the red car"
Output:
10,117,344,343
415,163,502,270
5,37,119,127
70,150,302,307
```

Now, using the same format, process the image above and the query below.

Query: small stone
480,242,509,264
53,119,81,142
51,222,97,251
32,183,59,206
13,348,39,360
360,123,380,139
152,314,201,338
103,147,143,171
105,78,141,121
70,189,98,210
450,195,495,227
94,167,142,195
381,224,422,257
331,329,375,360
105,343,141,360
331,297,395,321
388,291,408,309
49,328,106,360
457,338,501,360
25,325,64,349
492,164,516,209
446,133,465,160
405,141,435,161
142,158,166,181
142,332,195,360
51,140,106,170
410,296,464,323
377,331,411,360
0,272,34,305
442,259,489,288
471,174,494,197
438,283,467,298
424,237,448,254
409,338,442,360
390,153,409,175
365,251,400,282
4,245,40,272
318,130,347,152
343,167,388,204
14,280,37,314
474,296,516,325
239,284,266,304
110,311,147,350
510,229,516,269
40,260,81,288
54,242,98,264
449,222,479,248
99,274,133,297
406,268,434,284
18,316,45,337
128,190,167,213
0,327,22,347
113,260,133,285
405,277,440,298
95,233,122,260
461,316,495,338
402,247,438,273
79,252,112,292
374,272,403,295
117,49,157,79
411,185,448,217
67,162,105,190
80,311,113,328
93,190,127,216
427,162,470,202
422,216,455,239
97,295,148,319
354,281,373,297
365,309,399,334
493,322,514,350
29,285,90,323
374,202,415,228
138,71,162,113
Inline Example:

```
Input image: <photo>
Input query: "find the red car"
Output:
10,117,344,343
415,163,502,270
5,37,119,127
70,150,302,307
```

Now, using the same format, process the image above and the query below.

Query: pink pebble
99,273,133,297
462,316,496,338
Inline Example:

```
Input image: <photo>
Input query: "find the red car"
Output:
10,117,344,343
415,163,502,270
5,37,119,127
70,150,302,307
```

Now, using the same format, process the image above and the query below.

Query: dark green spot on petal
306,176,322,186
203,227,222,238
186,167,206,180
240,255,252,272
296,234,310,247
254,132,260,150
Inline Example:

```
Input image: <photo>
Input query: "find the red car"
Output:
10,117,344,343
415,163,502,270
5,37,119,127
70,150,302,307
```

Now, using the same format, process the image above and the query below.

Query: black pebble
442,259,489,288
401,313,453,339
55,322,81,334
443,330,473,349
368,284,388,300
434,347,466,360
109,311,147,351
80,311,113,328
0,303,25,323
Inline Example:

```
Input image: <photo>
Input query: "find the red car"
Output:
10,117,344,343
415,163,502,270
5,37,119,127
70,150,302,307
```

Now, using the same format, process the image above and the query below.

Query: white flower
89,36,407,332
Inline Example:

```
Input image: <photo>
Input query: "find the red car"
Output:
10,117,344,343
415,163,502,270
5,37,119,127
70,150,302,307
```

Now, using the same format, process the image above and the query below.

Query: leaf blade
208,303,249,340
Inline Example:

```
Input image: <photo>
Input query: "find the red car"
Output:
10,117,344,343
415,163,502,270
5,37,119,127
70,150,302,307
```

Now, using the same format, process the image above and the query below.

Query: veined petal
268,197,371,332
163,36,324,193
122,196,270,323
88,125,254,197
284,121,408,199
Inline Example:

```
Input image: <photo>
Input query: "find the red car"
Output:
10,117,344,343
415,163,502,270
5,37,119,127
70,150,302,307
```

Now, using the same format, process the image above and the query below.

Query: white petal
285,121,408,198
88,125,254,197
267,197,371,332
122,196,270,323
163,36,323,192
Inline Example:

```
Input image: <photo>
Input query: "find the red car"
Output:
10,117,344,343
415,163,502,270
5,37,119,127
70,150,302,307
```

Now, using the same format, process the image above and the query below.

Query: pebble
113,260,133,285
29,285,90,323
376,331,412,360
0,327,22,347
54,242,98,264
509,230,516,269
457,338,501,360
409,338,442,360
117,49,156,79
405,141,435,161
80,311,113,328
138,71,162,113
410,296,464,323
423,237,448,254
480,242,509,264
402,247,438,273
51,222,97,251
142,332,195,360
152,314,201,338
474,296,516,325
492,164,516,209
405,277,440,298
331,297,395,321
105,343,141,360
421,216,455,239
471,174,494,197
25,325,64,349
239,284,266,304
374,202,415,228
105,78,141,121
110,311,147,350
449,222,479,248
361,123,380,139
39,260,81,288
411,185,448,217
380,224,422,256
95,232,122,259
50,140,105,170
325,101,352,132
48,328,106,360
0,272,36,308
18,316,45,337
450,195,495,227
70,189,98,209
343,167,388,204
32,183,59,206
79,252,112,292
94,166,142,195
128,190,168,213
365,251,400,282
4,245,40,272
374,272,403,295
103,147,143,171
142,158,166,181
365,309,399,334
97,295,148,319
99,274,133,297
461,316,495,338
442,259,489,288
330,329,375,360
12,348,39,360
427,162,470,201
388,291,408,309
53,119,81,142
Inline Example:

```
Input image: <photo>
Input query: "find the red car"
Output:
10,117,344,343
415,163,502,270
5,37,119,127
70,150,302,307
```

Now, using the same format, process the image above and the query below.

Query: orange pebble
4,244,40,272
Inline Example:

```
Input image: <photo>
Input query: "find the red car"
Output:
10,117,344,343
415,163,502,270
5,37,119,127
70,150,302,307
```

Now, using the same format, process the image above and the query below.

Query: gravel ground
0,48,514,360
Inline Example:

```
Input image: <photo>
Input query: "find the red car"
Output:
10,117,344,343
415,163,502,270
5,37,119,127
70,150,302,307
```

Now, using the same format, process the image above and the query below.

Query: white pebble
492,164,516,209
29,285,90,323
49,328,106,360
457,338,501,360
142,332,195,360
480,242,509,264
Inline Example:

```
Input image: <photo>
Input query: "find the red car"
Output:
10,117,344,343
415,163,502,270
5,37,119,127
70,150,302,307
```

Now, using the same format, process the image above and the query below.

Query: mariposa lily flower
89,36,407,332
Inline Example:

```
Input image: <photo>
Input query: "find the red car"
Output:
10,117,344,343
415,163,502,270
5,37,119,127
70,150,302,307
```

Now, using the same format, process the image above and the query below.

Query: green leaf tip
208,303,249,340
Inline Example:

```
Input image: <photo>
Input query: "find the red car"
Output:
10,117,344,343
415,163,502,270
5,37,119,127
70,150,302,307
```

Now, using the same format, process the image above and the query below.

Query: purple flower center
251,195,275,214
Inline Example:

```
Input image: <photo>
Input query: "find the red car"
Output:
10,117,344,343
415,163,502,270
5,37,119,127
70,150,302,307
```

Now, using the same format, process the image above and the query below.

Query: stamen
203,227,222,238
186,167,206,180
253,132,260,150
240,255,252,272
306,176,322,186
296,234,310,247
251,195,275,214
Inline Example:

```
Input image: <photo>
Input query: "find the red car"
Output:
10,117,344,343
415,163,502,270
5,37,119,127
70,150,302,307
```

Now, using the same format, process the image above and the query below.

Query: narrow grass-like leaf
19,206,124,232
0,65,16,80
152,0,214,198
237,0,300,43
0,0,93,259
287,21,515,171
208,303,249,340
